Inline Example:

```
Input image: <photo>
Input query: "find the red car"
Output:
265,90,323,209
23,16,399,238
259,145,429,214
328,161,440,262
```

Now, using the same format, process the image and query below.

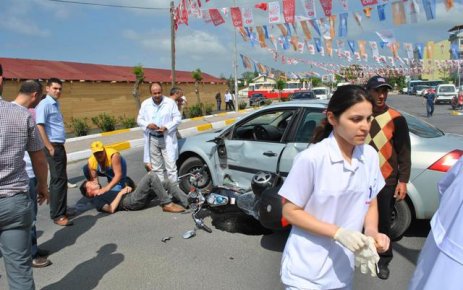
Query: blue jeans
82,157,127,192
28,178,38,258
0,193,35,290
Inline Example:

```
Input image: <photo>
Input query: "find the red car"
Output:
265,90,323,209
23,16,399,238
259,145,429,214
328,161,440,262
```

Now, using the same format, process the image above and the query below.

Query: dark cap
366,75,392,90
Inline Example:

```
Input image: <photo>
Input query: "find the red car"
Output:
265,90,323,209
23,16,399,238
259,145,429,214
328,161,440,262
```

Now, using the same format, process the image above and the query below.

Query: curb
451,110,463,116
65,109,258,163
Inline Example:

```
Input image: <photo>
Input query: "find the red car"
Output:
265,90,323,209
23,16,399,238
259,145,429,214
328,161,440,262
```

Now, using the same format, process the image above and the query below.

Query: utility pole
170,1,176,88
232,0,239,112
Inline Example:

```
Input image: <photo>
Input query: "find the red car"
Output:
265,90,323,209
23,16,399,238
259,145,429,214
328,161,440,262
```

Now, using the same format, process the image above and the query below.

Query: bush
91,113,117,132
204,103,214,115
118,115,137,129
66,117,90,137
239,101,247,110
188,103,203,118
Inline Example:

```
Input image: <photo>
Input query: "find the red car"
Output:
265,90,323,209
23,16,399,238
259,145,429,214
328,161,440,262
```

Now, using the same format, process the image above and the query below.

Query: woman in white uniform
279,85,390,290
408,156,463,290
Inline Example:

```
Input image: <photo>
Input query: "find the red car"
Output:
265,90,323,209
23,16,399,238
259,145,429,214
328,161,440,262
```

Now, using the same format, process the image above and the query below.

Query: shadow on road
42,243,124,290
403,219,431,239
40,214,103,254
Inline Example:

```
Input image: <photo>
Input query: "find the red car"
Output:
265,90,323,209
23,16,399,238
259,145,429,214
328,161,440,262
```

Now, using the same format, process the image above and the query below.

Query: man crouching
80,171,187,213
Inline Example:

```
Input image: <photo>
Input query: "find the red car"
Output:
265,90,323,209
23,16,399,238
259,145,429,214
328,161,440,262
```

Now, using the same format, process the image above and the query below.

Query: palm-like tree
192,68,203,104
132,65,144,109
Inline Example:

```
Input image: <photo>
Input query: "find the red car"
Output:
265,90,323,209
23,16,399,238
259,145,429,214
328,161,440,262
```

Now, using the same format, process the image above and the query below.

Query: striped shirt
0,100,44,196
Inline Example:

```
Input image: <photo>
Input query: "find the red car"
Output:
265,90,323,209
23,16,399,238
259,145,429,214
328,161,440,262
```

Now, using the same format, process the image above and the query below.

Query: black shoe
377,264,390,280
36,248,50,257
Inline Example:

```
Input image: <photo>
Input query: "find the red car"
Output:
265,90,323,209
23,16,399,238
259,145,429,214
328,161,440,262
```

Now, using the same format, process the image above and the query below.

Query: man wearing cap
83,141,128,195
365,75,411,280
79,171,186,214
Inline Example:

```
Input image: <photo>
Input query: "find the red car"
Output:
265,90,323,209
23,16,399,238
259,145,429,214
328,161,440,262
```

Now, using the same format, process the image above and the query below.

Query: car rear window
400,111,444,138
439,86,455,93
293,92,316,99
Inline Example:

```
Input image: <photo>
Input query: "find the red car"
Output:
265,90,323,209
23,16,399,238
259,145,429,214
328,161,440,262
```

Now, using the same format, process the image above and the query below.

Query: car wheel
390,200,412,241
178,157,212,193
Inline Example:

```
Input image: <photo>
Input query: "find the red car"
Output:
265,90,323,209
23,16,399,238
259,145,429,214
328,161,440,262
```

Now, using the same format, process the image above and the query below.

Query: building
0,57,227,131
421,40,451,81
448,25,463,86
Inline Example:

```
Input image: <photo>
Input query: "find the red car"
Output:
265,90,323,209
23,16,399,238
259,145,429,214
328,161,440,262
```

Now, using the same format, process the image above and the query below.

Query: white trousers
149,136,178,183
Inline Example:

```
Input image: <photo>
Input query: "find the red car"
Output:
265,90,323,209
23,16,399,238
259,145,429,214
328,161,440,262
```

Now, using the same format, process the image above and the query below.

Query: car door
278,108,326,176
214,107,299,189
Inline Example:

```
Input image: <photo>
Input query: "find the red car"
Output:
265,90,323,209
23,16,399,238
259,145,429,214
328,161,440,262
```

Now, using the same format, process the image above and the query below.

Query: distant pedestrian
0,83,49,289
409,156,463,290
215,92,222,111
36,78,73,227
13,80,52,268
137,82,181,184
224,90,235,111
0,63,3,100
423,88,436,117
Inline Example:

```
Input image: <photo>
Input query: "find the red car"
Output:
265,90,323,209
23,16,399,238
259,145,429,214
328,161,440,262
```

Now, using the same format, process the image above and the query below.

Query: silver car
177,100,463,239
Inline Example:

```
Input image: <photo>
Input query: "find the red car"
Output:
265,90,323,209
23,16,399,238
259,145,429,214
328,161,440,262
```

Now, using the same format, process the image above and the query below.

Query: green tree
241,71,258,85
132,64,144,109
310,77,322,87
192,68,203,104
276,79,286,101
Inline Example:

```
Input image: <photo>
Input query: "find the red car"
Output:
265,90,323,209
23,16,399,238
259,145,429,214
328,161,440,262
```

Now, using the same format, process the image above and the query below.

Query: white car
177,100,463,239
312,87,331,100
435,84,457,104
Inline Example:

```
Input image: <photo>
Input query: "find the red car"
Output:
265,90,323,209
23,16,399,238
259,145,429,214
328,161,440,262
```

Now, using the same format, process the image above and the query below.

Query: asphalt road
0,94,461,290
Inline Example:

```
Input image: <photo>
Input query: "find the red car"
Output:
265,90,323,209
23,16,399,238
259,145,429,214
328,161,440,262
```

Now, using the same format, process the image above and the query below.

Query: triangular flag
391,1,406,25
283,0,296,24
319,0,333,17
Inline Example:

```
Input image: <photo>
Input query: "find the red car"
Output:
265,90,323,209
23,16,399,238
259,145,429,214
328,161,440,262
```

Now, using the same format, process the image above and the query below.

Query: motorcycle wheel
178,156,212,193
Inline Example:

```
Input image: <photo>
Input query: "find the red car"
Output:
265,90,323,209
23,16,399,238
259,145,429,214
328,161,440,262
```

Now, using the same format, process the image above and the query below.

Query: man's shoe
54,216,73,226
162,202,185,213
32,256,52,268
67,182,77,188
376,264,390,280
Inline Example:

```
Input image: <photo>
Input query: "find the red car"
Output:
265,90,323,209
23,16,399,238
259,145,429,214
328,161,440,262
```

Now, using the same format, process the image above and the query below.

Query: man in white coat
137,82,181,184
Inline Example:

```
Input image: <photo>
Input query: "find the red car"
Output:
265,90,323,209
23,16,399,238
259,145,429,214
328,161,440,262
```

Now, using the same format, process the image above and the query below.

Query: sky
0,0,462,79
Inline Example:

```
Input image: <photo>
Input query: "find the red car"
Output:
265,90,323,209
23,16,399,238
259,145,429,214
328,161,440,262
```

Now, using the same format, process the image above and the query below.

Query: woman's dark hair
312,85,373,144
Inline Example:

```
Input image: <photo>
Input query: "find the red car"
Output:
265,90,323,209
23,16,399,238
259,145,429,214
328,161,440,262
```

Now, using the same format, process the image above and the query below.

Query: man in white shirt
137,82,181,184
224,89,235,111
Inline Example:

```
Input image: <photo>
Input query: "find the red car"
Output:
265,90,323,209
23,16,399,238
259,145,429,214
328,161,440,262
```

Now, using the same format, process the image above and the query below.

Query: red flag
230,7,243,27
319,0,333,17
255,2,268,11
283,0,296,23
360,0,378,6
209,9,225,26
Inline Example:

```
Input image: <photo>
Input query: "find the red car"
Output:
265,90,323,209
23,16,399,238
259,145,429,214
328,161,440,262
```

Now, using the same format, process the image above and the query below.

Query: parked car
288,91,316,100
249,93,267,106
435,84,457,104
177,100,463,239
312,87,331,100
399,87,408,94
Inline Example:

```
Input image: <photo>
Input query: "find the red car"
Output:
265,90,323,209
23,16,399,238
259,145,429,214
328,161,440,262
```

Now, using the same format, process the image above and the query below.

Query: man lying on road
79,171,188,214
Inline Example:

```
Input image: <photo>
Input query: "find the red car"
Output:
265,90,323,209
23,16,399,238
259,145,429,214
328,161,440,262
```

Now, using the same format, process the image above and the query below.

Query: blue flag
285,23,292,37
422,0,436,20
348,40,356,53
416,43,424,59
338,13,348,37
377,4,386,21
283,36,290,50
310,19,321,37
263,25,269,39
314,38,322,53
244,27,252,38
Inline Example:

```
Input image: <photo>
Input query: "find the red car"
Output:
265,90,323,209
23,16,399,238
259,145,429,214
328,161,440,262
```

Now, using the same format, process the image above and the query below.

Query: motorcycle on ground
179,166,288,238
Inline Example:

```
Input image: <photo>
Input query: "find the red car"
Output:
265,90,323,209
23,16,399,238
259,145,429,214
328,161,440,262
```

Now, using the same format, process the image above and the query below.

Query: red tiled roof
0,57,226,84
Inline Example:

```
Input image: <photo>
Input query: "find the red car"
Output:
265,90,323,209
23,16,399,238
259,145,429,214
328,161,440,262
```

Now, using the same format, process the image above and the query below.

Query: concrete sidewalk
65,109,256,162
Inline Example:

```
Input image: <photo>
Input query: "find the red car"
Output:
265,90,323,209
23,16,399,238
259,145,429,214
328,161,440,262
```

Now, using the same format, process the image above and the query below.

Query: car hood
178,130,224,152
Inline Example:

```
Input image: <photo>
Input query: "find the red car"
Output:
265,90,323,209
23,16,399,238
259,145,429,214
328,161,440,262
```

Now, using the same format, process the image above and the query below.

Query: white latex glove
354,237,380,277
333,228,369,252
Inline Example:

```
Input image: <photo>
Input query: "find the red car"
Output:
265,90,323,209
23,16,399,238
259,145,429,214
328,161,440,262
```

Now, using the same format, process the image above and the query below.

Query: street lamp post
233,0,239,112
170,1,176,88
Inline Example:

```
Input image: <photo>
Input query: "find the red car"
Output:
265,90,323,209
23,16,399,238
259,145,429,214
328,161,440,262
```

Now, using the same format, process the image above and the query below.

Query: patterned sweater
366,106,411,186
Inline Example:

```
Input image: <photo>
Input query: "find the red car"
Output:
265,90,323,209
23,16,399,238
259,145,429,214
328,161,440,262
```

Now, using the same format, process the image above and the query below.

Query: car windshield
439,86,455,93
313,89,326,95
292,92,315,99
399,110,444,138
